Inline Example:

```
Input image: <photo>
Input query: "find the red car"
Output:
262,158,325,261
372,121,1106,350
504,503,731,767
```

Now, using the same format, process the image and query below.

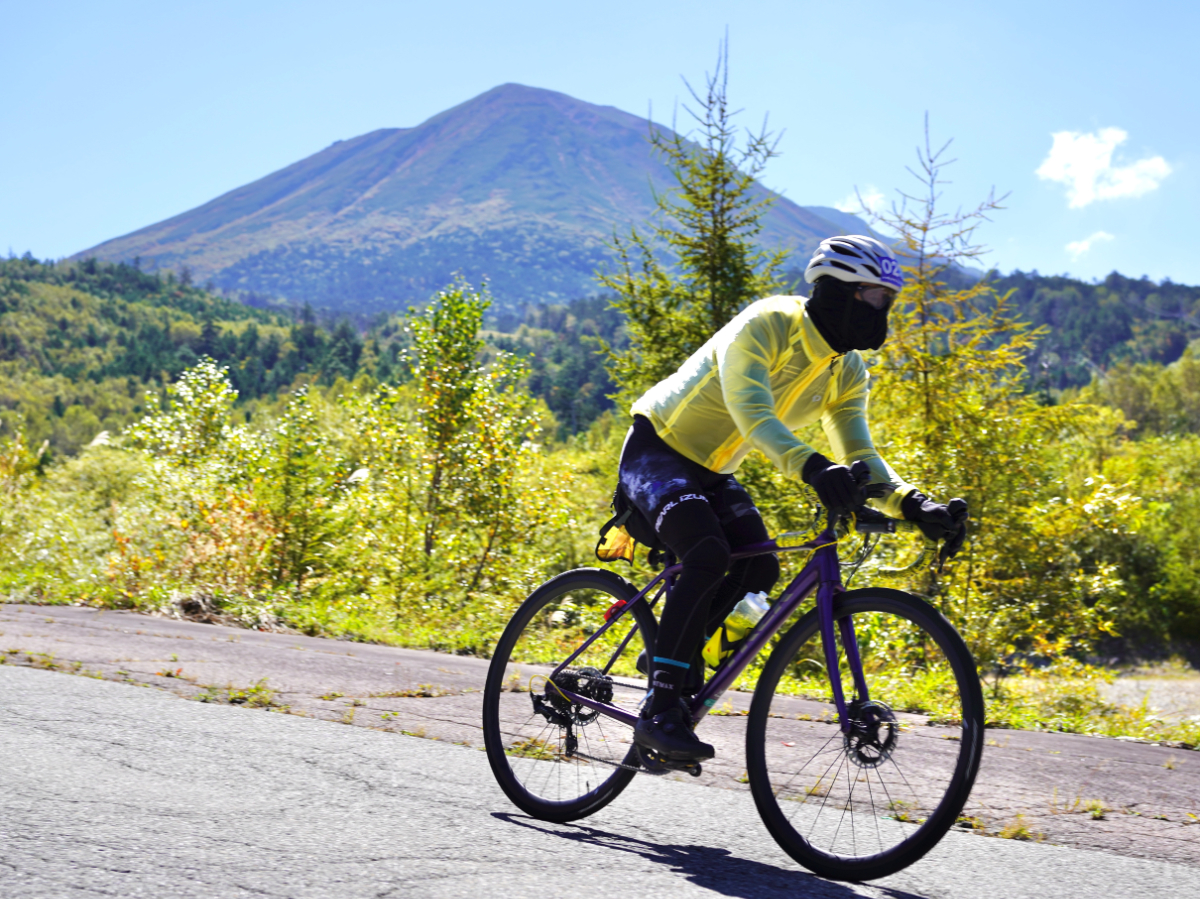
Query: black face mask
805,277,889,353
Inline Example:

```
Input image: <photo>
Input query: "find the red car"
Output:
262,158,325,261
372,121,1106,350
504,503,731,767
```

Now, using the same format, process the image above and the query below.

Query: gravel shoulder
2,602,1198,867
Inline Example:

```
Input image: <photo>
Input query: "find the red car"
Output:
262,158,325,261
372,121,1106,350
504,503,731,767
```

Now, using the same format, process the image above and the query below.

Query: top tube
720,510,926,564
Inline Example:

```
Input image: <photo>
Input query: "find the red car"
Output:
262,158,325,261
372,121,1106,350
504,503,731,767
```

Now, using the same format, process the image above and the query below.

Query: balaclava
804,276,889,353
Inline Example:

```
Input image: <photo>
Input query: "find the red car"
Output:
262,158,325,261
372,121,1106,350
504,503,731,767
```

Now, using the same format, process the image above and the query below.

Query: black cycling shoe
634,706,715,762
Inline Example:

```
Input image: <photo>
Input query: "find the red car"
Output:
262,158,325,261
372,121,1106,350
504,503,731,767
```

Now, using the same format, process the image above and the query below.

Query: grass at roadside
6,598,1199,749
769,654,1200,749
981,668,1200,748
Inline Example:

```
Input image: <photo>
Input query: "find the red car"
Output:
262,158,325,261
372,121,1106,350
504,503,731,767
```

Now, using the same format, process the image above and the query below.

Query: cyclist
620,235,968,763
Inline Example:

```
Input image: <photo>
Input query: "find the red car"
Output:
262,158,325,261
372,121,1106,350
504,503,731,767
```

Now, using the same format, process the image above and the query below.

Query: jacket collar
798,296,841,362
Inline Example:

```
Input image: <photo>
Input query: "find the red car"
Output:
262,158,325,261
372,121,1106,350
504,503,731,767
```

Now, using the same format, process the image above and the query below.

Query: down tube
691,566,819,723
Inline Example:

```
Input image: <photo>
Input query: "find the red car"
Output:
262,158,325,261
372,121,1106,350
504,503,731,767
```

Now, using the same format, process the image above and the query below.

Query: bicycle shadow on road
492,812,925,898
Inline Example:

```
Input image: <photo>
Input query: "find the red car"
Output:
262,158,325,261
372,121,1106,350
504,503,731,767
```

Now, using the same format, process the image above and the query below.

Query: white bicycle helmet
804,235,904,292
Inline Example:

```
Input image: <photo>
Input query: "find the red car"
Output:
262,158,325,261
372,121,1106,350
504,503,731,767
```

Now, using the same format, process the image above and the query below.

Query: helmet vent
803,234,904,292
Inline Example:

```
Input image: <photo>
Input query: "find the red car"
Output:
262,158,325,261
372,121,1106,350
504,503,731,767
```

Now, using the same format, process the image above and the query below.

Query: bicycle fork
816,546,871,734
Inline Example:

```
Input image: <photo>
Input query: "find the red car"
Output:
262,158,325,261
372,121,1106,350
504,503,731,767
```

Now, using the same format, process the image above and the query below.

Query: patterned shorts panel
618,420,762,537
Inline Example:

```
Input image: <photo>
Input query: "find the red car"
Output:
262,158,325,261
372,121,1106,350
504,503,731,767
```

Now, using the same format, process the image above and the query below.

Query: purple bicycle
482,490,984,882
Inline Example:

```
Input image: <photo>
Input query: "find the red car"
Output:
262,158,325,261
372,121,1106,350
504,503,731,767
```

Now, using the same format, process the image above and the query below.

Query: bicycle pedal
636,745,705,777
635,745,671,775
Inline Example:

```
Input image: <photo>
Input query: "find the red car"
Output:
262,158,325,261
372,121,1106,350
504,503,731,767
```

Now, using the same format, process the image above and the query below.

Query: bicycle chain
556,667,642,691
569,749,643,773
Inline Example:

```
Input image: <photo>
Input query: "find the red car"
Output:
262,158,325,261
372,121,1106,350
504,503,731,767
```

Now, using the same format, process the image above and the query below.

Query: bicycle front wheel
746,588,984,882
482,568,658,822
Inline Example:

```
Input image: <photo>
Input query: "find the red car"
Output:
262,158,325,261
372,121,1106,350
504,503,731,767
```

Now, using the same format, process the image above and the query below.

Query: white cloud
1065,231,1114,260
1036,128,1171,208
834,185,885,214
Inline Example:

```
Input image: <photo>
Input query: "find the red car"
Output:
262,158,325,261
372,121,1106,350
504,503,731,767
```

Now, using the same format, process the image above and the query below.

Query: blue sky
3,0,1196,283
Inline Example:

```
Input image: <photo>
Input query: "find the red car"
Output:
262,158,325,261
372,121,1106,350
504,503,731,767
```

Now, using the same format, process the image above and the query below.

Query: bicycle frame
548,526,867,735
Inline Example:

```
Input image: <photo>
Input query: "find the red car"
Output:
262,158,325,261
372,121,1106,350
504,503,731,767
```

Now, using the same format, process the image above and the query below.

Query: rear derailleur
531,666,615,744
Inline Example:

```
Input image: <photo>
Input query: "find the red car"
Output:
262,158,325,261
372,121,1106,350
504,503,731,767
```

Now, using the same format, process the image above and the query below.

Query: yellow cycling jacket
630,295,915,518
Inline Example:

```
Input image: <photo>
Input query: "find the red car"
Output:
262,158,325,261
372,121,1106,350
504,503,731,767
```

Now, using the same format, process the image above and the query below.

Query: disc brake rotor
843,699,899,768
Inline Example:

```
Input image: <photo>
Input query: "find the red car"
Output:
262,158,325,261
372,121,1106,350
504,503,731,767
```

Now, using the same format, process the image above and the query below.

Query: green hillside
0,255,622,455
0,256,371,455
490,295,622,438
989,270,1200,389
10,248,1200,460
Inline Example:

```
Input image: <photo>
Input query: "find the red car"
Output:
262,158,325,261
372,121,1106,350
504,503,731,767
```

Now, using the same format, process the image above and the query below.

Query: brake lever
947,497,969,524
935,498,970,572
935,527,969,572
849,460,871,486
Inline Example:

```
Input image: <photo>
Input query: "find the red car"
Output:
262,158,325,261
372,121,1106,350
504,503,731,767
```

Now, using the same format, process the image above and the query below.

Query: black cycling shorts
618,416,763,537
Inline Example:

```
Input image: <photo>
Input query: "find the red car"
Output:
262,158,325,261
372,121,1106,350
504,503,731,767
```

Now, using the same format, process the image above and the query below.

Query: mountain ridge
75,83,861,313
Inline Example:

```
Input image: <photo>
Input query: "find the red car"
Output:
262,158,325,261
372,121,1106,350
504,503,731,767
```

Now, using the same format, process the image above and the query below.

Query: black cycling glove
901,491,969,560
802,453,860,520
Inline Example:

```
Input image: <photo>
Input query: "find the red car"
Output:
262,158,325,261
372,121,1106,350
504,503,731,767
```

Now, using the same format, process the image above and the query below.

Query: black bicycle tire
482,567,658,823
745,587,984,882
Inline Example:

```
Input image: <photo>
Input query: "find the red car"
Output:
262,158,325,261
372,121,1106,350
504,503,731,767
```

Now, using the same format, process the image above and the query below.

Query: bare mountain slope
77,83,856,312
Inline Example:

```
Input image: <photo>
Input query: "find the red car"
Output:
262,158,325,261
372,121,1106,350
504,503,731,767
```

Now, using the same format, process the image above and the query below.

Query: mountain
74,84,863,314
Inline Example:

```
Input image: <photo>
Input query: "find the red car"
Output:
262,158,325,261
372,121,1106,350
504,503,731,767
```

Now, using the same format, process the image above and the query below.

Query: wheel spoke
483,571,654,820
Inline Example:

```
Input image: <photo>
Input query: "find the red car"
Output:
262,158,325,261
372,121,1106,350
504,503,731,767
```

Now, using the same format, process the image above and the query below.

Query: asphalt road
1,665,1194,898
4,603,1198,865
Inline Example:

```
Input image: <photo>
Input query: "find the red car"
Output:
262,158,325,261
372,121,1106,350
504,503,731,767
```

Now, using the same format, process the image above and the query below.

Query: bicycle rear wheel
746,588,983,881
482,568,658,822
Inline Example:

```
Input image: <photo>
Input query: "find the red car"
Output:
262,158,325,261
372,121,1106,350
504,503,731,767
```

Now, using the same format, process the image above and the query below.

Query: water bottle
702,591,771,668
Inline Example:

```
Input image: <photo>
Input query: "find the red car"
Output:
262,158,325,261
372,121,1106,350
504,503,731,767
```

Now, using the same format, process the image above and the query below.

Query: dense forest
0,255,372,455
6,252,1200,458
991,270,1200,389
0,254,626,454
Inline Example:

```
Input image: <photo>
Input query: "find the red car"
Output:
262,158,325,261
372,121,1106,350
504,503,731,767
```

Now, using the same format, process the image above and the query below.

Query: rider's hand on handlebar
901,491,969,561
802,453,862,520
